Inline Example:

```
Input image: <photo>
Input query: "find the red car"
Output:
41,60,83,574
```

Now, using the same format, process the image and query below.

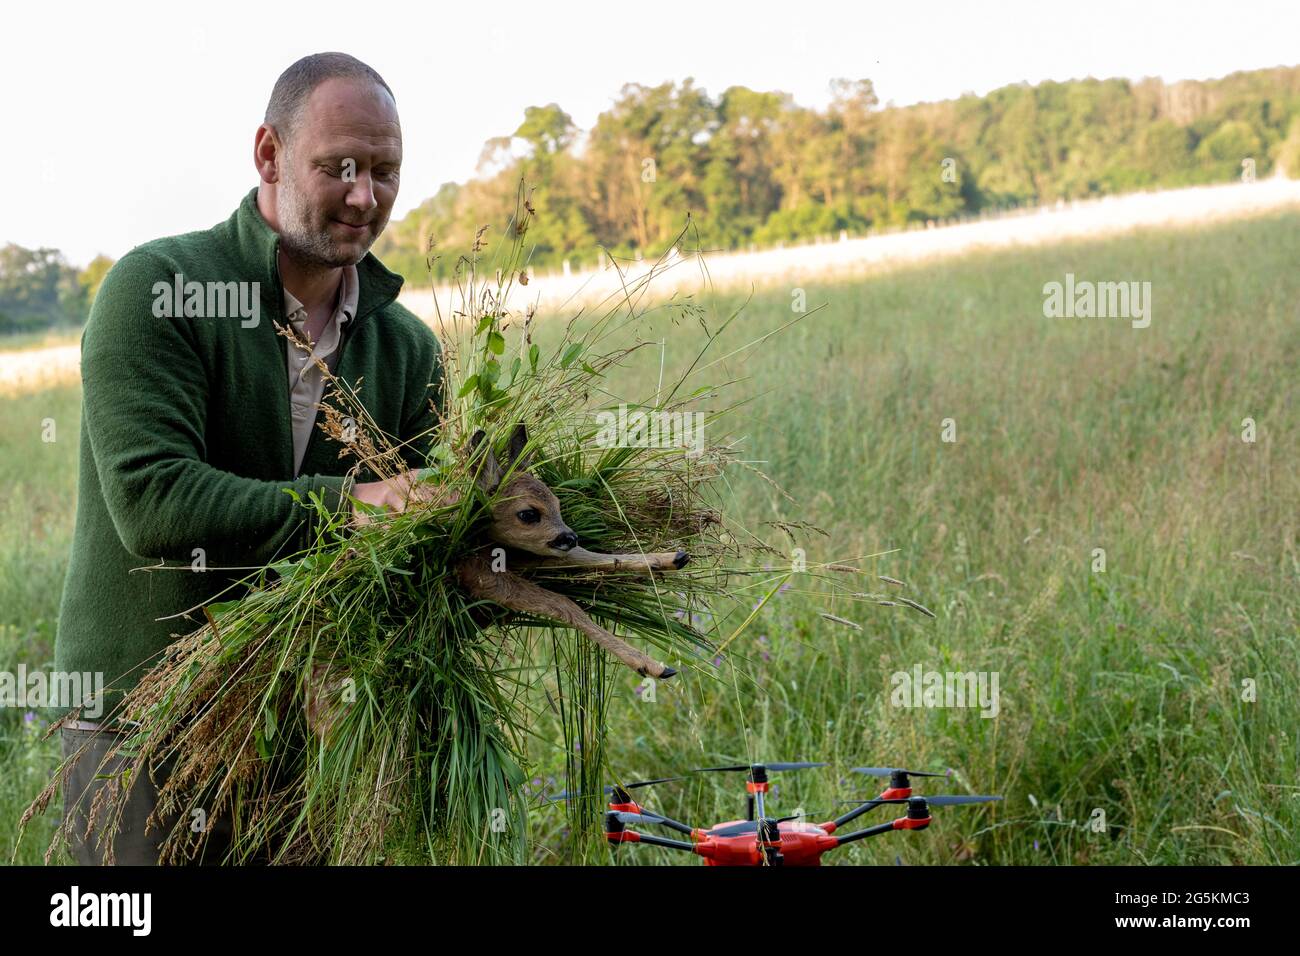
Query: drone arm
828,799,888,832
826,818,912,850
607,829,698,854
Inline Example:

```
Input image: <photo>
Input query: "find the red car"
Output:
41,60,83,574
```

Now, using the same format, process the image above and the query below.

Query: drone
549,762,1002,866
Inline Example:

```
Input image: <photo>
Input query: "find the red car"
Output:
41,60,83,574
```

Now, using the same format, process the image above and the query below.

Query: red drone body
587,763,1001,867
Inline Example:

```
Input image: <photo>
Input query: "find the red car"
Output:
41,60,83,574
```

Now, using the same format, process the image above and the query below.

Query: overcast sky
6,0,1299,265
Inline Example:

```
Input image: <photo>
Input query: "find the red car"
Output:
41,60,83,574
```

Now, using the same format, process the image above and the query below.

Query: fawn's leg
456,555,677,679
520,546,689,574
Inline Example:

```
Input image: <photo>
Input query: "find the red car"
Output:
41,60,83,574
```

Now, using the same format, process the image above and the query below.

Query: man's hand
349,469,437,528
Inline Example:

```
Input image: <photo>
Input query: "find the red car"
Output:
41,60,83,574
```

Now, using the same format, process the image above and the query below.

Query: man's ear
466,429,503,493
253,123,283,185
503,423,532,472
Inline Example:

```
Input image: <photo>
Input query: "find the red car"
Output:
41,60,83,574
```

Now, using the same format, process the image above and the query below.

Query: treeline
10,66,1300,337
0,245,113,336
375,65,1300,282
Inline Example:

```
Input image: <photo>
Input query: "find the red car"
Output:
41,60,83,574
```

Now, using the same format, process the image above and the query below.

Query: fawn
454,424,684,680
306,424,686,738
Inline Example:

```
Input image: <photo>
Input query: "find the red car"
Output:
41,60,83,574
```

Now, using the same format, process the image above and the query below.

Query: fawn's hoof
673,551,689,569
660,665,677,679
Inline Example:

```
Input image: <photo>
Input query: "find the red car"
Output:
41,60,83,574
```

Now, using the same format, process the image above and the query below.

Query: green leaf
561,343,583,368
264,705,277,742
475,315,494,335
487,331,506,355
528,344,540,370
508,356,522,385
269,560,299,581
457,375,479,398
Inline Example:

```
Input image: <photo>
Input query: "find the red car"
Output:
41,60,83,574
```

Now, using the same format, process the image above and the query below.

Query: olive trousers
59,726,237,866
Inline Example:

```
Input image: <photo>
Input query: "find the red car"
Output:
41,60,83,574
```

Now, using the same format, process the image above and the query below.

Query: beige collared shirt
284,264,359,476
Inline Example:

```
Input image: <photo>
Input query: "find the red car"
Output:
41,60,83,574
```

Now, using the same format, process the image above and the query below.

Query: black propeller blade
608,808,699,837
921,795,1003,806
610,811,673,827
850,767,951,778
695,761,827,773
837,795,1003,807
544,775,686,803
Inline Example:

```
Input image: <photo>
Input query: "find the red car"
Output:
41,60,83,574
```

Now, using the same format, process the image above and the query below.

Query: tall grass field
3,210,1297,865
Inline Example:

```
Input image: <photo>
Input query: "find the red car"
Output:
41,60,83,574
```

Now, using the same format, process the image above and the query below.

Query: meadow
3,209,1296,865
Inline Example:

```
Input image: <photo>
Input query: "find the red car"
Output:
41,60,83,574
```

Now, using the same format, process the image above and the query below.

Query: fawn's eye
516,508,541,524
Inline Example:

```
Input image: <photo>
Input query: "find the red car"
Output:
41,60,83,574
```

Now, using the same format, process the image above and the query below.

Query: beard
275,158,388,269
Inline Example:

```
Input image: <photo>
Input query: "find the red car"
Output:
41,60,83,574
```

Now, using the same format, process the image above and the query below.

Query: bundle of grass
22,184,776,865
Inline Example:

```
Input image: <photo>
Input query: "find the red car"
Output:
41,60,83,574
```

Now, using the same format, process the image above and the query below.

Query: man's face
275,77,401,268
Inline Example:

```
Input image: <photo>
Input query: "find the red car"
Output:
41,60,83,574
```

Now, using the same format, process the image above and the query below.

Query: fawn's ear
503,423,533,472
467,429,503,493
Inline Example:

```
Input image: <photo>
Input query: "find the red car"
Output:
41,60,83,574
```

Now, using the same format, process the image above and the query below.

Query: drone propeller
695,761,827,774
610,811,674,827
544,775,685,803
850,767,951,778
607,808,699,837
838,795,1003,807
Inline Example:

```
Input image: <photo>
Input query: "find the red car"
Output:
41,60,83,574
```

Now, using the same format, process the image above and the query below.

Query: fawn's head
467,425,578,556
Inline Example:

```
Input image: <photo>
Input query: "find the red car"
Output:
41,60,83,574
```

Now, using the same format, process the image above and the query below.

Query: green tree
0,244,83,334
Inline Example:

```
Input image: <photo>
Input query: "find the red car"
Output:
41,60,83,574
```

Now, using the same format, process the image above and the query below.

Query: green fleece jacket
54,188,444,720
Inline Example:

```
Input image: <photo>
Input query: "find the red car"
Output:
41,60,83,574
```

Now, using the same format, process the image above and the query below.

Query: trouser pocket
59,727,234,865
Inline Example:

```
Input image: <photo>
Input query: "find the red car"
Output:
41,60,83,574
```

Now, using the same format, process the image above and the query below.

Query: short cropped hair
264,52,396,146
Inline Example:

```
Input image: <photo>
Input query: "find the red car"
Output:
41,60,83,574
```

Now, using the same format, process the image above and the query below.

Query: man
54,52,440,864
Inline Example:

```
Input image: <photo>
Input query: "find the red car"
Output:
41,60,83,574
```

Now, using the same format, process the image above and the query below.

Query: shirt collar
282,262,360,326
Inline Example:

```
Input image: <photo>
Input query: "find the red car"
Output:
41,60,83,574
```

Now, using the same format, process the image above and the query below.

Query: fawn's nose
548,530,578,552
